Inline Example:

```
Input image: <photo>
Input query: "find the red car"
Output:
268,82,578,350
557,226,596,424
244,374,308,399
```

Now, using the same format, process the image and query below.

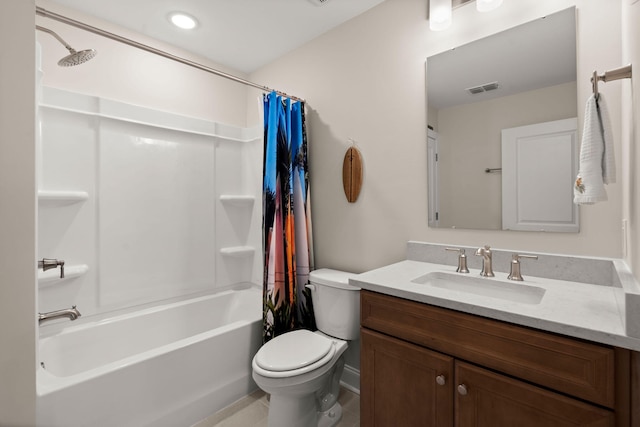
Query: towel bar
592,64,632,98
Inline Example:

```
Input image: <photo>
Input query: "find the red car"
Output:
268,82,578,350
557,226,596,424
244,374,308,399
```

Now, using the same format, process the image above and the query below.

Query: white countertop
352,259,640,352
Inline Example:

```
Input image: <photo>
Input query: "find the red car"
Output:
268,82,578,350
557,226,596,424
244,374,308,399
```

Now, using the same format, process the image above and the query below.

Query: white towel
573,94,616,205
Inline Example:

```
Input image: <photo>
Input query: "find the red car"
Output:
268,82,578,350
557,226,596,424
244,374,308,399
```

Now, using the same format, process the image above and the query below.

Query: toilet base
317,401,343,427
266,393,316,427
266,395,343,427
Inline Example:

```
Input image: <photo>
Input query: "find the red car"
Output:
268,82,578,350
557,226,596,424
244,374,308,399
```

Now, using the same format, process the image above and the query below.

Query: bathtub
36,285,263,427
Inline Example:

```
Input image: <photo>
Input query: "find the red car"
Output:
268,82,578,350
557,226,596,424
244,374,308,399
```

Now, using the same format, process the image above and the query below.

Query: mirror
427,7,578,231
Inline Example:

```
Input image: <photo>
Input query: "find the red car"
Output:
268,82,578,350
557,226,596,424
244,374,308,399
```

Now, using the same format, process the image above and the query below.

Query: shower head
57,48,97,67
36,25,97,66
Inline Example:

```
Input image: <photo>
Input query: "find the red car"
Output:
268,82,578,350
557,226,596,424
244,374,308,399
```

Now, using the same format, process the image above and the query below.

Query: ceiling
45,0,386,74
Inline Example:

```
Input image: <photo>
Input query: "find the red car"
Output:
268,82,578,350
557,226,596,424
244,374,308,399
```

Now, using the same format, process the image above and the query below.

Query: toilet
252,268,360,427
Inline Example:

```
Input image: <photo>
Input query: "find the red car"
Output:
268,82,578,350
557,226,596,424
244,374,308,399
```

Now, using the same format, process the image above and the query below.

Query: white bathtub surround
38,86,262,320
38,263,89,286
37,87,264,425
37,190,89,204
351,241,640,351
37,285,262,427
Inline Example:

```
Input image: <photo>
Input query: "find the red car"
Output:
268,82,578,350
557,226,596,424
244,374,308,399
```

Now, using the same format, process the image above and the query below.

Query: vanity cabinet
361,290,633,426
361,328,454,426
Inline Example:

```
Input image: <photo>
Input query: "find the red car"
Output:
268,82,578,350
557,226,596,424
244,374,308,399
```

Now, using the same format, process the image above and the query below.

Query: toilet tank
308,269,360,340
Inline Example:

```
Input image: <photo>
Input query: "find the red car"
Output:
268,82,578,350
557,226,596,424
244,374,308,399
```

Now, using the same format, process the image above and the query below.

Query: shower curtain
262,91,315,343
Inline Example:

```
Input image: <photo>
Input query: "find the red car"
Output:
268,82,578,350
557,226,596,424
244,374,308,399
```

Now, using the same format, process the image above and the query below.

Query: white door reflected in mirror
501,118,579,232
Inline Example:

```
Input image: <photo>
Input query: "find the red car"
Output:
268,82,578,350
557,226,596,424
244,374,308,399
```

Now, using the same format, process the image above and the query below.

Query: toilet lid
255,330,333,372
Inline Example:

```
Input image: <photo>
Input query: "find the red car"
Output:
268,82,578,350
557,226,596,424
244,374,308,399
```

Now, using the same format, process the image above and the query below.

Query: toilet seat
254,330,337,378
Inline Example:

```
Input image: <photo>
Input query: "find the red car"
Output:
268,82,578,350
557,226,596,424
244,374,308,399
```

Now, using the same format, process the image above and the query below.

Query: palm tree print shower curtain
262,91,315,343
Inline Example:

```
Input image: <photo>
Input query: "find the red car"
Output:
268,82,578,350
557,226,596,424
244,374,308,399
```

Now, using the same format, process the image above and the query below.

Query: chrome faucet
38,258,65,279
475,245,494,277
38,306,81,325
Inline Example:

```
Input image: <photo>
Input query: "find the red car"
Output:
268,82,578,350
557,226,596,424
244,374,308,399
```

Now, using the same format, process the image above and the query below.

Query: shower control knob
436,375,446,386
38,258,65,278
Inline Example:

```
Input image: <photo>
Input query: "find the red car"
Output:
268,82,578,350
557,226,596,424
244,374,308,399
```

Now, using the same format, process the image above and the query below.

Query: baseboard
340,363,360,394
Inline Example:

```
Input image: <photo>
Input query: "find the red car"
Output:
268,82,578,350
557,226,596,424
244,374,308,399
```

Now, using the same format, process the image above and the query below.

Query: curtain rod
35,6,305,103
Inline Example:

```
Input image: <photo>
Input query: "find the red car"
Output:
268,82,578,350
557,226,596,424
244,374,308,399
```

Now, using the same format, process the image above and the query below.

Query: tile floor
194,387,360,427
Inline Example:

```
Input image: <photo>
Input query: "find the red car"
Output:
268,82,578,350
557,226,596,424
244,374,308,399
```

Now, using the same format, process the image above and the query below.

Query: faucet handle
508,253,538,281
445,247,470,273
38,258,65,278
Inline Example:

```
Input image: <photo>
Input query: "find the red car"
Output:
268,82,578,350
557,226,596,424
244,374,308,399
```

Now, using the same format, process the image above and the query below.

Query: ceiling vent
308,0,331,5
466,81,500,95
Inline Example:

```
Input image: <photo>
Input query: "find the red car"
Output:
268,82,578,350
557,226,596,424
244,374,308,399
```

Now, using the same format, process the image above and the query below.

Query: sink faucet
38,306,81,325
475,245,494,277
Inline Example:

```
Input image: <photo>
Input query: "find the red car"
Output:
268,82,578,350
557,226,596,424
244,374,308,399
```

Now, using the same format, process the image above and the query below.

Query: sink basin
411,271,546,305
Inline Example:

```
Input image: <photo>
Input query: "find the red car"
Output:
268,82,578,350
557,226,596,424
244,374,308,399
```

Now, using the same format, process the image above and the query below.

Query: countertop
352,259,640,352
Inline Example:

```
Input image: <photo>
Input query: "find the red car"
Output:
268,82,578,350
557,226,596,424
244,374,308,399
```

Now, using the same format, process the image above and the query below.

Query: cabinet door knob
457,384,468,395
435,375,446,386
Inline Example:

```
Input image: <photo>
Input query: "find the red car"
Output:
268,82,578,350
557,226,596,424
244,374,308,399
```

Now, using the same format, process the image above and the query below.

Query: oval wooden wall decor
343,146,363,203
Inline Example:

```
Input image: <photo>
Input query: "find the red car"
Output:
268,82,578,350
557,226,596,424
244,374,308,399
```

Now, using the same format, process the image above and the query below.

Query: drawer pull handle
436,375,446,386
457,384,468,396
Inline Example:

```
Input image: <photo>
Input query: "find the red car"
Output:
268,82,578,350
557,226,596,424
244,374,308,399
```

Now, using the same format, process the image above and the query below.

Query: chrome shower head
36,25,97,67
58,48,97,67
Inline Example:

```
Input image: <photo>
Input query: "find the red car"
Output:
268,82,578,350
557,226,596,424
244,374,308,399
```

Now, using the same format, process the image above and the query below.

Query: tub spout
38,305,81,325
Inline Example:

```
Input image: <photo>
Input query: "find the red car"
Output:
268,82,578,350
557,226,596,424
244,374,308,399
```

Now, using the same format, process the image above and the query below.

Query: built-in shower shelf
220,246,255,258
38,263,89,286
220,195,255,206
38,190,89,205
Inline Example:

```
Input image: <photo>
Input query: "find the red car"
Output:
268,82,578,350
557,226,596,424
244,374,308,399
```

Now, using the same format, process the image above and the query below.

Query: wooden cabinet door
455,361,614,427
361,329,454,427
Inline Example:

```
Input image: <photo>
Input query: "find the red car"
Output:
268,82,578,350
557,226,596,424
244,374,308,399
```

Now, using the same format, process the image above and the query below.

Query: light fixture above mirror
429,0,502,31
429,0,453,31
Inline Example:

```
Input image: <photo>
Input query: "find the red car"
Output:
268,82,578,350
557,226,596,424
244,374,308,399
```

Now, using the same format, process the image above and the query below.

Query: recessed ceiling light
169,12,198,30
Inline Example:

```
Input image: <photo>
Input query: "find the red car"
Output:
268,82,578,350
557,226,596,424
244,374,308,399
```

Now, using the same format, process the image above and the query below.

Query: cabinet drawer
361,290,615,408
